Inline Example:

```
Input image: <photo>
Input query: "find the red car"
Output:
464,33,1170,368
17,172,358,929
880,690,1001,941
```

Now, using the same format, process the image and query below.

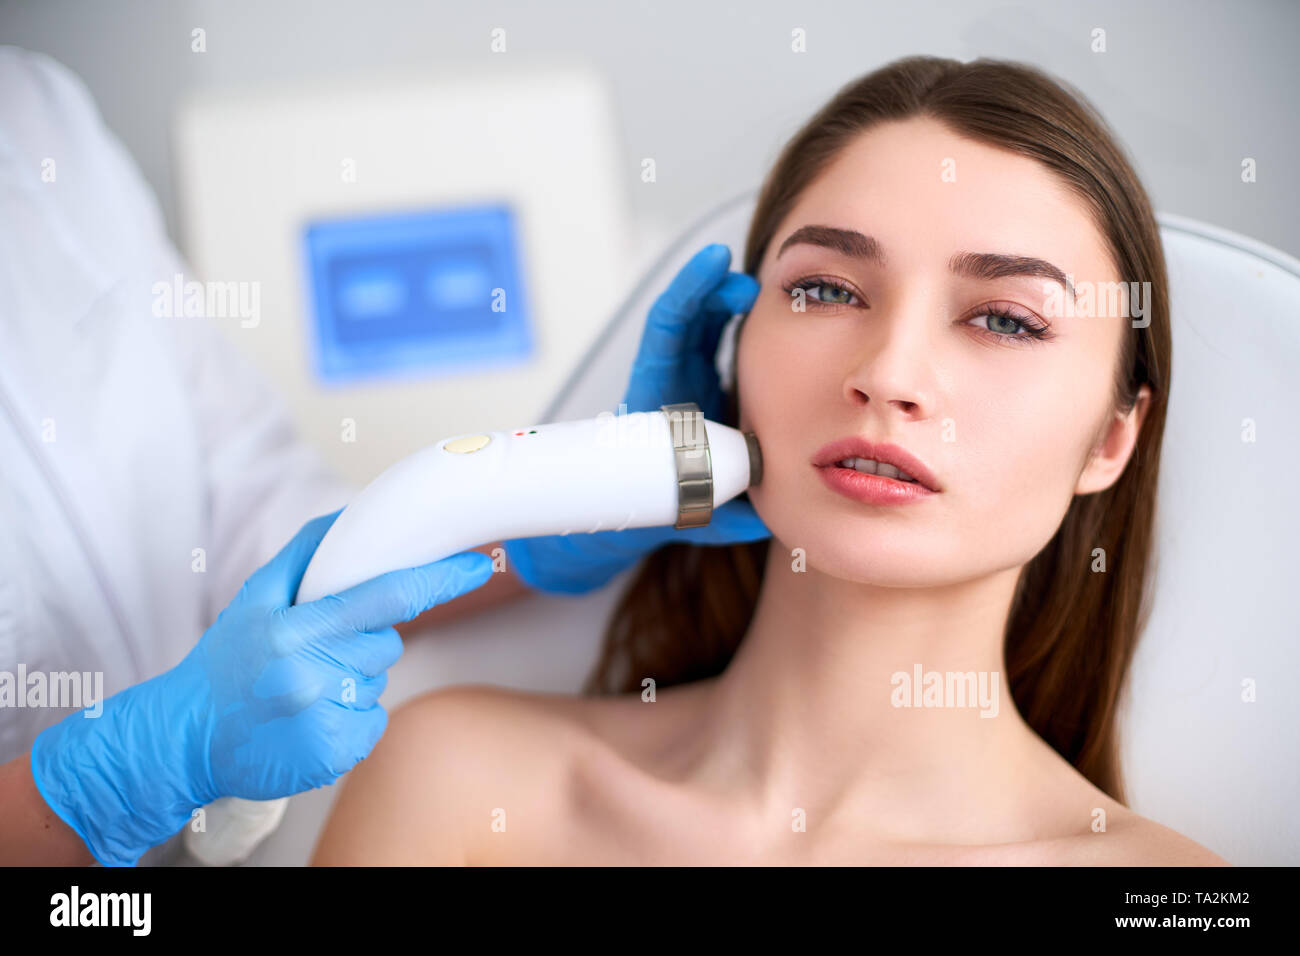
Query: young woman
312,55,1229,866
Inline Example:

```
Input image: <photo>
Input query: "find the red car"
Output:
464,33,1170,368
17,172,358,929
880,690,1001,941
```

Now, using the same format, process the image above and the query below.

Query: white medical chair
248,190,1300,867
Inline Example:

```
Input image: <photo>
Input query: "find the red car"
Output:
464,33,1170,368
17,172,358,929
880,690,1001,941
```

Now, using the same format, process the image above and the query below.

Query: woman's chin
766,529,956,588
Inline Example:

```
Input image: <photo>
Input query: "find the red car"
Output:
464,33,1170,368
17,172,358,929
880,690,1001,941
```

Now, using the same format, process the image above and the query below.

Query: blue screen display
302,203,534,383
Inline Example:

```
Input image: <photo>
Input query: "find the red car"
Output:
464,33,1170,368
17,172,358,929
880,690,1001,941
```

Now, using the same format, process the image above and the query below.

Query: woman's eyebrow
777,224,884,264
776,224,1077,301
949,250,1078,302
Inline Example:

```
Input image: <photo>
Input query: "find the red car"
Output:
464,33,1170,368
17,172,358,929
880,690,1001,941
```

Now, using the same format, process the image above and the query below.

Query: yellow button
443,434,492,454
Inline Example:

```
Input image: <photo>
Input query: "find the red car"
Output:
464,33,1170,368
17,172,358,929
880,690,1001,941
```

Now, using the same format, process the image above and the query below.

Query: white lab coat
0,48,356,860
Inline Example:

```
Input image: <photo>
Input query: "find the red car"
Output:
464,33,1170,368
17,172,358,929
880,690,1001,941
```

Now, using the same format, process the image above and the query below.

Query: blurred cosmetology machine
173,60,636,486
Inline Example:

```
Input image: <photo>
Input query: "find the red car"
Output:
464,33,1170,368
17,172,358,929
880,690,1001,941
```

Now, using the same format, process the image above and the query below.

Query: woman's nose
841,307,938,418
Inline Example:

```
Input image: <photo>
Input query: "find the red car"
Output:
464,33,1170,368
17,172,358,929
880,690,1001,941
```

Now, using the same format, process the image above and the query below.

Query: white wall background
2,0,1297,262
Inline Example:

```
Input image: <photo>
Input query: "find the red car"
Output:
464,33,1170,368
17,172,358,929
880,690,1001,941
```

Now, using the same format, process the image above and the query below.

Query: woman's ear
1075,384,1152,495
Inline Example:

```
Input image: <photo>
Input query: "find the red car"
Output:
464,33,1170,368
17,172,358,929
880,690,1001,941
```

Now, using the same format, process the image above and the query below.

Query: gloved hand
504,243,771,595
30,510,495,866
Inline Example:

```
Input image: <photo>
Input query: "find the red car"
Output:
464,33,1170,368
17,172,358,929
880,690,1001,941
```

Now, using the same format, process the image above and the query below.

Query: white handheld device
184,403,762,864
295,402,762,604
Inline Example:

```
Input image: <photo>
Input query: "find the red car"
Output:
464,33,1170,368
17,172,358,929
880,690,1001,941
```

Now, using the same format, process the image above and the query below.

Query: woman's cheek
953,402,1086,570
737,316,810,537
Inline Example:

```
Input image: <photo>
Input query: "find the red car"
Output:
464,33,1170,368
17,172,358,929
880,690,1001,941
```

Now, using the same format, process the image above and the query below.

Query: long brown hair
583,56,1170,804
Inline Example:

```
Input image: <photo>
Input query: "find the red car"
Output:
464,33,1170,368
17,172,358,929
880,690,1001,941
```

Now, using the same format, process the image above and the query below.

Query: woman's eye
966,307,1053,345
982,312,1023,334
782,278,861,308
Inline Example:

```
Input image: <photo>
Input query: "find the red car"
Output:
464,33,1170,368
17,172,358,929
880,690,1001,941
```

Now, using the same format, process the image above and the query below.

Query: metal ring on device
660,402,714,529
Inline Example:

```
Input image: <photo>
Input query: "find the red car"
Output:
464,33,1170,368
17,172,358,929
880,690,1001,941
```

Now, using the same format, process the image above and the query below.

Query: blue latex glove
504,243,771,595
30,510,495,866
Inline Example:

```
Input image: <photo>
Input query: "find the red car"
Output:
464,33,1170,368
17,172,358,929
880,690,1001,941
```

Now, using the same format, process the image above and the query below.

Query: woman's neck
687,537,1079,844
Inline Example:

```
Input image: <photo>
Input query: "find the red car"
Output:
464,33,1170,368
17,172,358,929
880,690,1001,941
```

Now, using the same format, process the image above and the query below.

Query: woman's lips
810,437,942,492
815,462,938,505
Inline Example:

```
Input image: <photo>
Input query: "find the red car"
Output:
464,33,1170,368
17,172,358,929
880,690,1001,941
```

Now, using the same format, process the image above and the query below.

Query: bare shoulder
999,737,1232,867
395,681,592,741
318,681,613,868
393,681,620,759
382,682,703,864
1057,807,1231,866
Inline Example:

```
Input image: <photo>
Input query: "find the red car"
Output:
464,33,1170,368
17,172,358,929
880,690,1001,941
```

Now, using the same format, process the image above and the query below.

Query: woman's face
737,116,1149,586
